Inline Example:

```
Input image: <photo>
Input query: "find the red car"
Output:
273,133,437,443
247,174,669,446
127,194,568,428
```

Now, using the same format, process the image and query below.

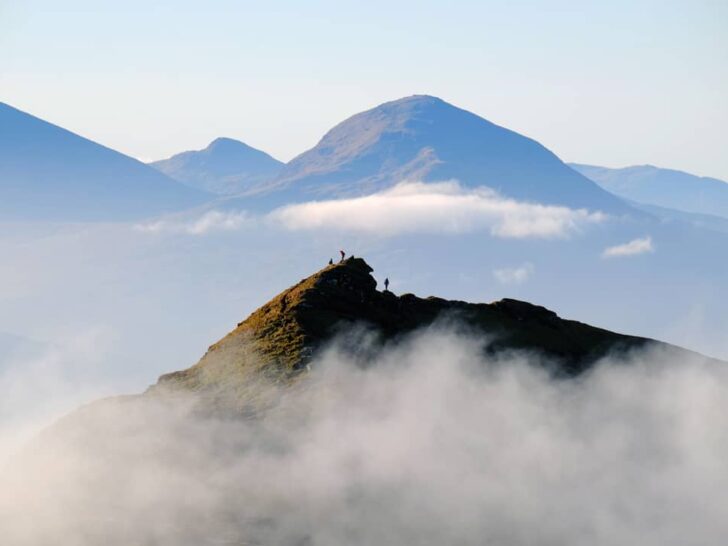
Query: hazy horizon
1,1,727,180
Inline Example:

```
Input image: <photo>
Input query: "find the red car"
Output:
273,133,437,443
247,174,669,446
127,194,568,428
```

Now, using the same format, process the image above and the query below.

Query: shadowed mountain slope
233,96,631,214
0,102,211,221
150,137,283,195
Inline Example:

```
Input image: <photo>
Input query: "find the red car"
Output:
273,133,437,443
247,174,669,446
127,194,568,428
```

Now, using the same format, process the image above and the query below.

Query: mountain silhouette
150,137,283,195
0,102,211,221
571,163,728,220
234,96,631,214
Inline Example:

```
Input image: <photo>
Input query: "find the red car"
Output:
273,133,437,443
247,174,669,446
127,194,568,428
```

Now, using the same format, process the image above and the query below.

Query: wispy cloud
134,210,251,235
0,327,115,453
270,182,607,239
493,262,534,284
602,236,654,258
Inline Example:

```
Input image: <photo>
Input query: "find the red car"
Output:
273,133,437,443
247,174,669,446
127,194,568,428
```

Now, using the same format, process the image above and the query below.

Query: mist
2,328,726,545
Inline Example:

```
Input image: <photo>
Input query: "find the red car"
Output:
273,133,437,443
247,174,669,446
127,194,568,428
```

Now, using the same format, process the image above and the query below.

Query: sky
1,0,727,179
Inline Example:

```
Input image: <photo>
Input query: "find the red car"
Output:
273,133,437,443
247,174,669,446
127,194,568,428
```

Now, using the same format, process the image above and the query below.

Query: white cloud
132,182,608,239
2,332,726,545
493,262,534,284
602,236,654,258
270,181,607,239
134,210,251,235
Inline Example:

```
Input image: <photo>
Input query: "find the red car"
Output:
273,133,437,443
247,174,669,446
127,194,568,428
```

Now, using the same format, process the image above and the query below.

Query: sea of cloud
1,328,726,546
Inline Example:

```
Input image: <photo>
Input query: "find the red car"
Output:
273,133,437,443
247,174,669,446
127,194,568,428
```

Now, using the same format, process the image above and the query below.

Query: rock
154,257,671,400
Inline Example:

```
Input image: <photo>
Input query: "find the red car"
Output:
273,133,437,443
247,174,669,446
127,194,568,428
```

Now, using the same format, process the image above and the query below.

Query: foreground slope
155,257,701,403
571,163,728,219
11,257,724,545
150,137,283,195
0,102,210,221
235,96,631,214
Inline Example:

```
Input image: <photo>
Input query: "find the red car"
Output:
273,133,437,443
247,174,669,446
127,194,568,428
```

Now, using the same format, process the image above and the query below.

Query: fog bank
1,330,727,545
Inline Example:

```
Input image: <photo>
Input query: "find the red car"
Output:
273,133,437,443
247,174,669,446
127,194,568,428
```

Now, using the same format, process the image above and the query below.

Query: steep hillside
154,257,701,408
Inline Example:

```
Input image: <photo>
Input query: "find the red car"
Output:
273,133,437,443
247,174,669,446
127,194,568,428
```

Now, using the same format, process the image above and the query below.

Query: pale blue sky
1,0,726,179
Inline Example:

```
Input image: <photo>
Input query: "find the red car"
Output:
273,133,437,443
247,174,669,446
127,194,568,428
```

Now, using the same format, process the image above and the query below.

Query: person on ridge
339,250,346,262
384,277,390,292
328,258,333,265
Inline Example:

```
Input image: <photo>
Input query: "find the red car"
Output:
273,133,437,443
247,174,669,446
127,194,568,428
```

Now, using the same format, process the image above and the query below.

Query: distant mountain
234,95,631,214
570,163,728,220
627,200,728,235
0,103,211,221
150,137,283,195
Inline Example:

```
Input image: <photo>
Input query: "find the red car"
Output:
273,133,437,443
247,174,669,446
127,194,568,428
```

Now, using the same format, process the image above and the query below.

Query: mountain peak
371,94,448,110
206,137,255,152
255,96,632,213
208,136,241,146
153,256,674,402
386,93,443,103
150,137,283,195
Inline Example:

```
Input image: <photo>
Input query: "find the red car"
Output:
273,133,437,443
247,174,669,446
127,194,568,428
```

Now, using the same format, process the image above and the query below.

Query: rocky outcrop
155,257,663,399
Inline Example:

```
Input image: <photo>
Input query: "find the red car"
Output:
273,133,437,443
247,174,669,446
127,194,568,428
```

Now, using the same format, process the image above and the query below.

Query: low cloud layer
134,210,251,235
132,182,607,239
1,330,726,545
602,236,654,258
271,182,606,238
493,262,534,284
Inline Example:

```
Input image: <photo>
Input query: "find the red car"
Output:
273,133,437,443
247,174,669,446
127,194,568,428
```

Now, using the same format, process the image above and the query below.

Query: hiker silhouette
384,277,390,291
339,250,345,262
328,258,333,265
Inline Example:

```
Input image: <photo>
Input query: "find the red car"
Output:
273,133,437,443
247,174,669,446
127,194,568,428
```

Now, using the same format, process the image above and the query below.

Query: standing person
384,277,390,292
328,258,333,265
339,250,346,262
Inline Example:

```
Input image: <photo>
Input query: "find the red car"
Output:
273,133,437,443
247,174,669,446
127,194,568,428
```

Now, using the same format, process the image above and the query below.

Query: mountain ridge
0,102,211,221
570,163,728,219
151,256,713,412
